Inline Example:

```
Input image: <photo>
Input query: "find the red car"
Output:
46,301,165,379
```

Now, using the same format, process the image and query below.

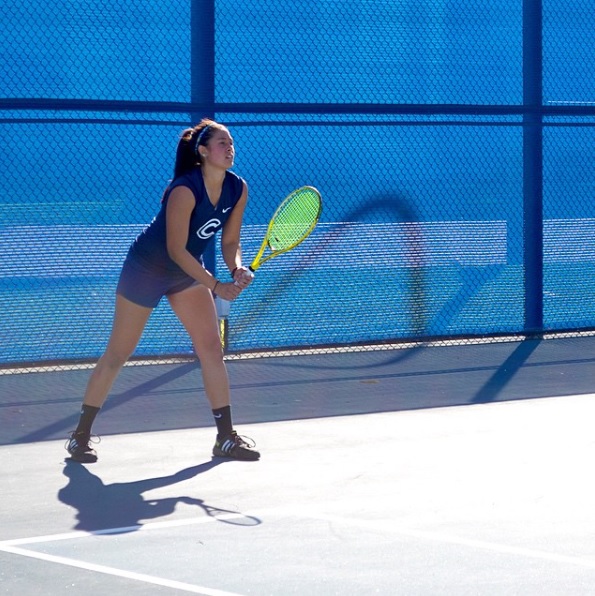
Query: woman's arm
166,186,216,287
165,186,242,299
220,181,253,288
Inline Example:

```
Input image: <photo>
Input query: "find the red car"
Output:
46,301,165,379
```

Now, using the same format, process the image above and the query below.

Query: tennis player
66,119,259,463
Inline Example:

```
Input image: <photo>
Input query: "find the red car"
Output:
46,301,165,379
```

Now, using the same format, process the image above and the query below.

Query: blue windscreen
1,0,594,365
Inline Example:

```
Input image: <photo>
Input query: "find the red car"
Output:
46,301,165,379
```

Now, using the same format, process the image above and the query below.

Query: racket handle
215,296,231,318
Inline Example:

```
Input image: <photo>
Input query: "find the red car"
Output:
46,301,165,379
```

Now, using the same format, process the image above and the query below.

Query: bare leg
168,284,260,461
167,284,230,409
82,294,153,408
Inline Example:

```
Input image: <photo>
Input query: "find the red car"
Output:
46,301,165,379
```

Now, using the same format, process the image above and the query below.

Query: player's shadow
58,459,261,533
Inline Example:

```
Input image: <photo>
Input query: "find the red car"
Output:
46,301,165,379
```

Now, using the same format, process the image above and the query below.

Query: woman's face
203,128,235,170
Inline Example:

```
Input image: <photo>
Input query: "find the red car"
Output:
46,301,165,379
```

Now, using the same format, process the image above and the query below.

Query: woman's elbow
221,238,240,254
167,243,186,264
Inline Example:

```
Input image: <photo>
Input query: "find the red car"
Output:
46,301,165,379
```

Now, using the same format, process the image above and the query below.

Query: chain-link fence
1,0,594,369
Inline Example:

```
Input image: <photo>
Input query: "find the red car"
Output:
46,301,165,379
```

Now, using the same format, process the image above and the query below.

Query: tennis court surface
3,336,595,595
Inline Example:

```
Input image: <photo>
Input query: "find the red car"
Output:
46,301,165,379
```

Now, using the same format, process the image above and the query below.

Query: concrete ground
2,336,595,595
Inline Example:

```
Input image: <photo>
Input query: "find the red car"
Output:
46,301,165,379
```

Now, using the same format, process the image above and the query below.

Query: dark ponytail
172,127,198,179
172,119,220,179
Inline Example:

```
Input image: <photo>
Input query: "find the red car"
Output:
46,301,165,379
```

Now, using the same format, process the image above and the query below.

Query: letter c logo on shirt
196,218,221,239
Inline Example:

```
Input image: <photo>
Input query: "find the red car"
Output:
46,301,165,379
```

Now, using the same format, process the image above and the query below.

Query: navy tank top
128,169,244,272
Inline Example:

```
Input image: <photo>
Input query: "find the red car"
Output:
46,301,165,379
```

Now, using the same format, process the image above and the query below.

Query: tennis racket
222,186,321,351
243,185,322,277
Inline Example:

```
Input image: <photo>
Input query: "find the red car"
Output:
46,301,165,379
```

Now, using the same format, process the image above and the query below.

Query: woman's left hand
214,281,243,301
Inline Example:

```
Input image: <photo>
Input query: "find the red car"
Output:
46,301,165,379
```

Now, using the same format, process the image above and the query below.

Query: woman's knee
194,333,224,362
99,347,132,371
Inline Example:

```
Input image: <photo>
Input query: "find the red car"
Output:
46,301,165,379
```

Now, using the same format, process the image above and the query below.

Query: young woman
66,119,259,463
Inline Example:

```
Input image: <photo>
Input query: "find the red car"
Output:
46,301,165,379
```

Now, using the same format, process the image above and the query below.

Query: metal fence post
522,0,544,334
191,0,216,276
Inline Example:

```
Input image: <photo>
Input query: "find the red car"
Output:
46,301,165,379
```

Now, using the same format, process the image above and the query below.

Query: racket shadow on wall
225,192,428,349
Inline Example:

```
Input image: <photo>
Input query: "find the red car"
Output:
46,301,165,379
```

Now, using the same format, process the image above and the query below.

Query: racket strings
268,189,321,251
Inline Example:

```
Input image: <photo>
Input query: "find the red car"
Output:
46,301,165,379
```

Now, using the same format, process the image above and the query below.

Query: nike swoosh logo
222,207,232,213
214,413,222,418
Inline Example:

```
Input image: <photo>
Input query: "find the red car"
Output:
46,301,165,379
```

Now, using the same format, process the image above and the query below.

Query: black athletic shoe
65,431,99,463
213,431,260,461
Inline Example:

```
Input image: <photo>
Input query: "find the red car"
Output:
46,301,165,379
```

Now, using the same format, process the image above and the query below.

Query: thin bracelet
212,280,220,293
231,267,239,279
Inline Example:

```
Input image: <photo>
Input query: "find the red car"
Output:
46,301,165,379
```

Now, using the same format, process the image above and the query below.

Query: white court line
5,506,595,572
0,513,253,596
0,543,244,596
1,510,251,547
3,504,595,594
295,510,595,571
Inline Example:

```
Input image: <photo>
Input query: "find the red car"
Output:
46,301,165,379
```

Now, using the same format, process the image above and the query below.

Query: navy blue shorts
116,253,197,308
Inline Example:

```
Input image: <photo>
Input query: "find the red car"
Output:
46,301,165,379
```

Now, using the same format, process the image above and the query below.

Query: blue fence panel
1,0,594,365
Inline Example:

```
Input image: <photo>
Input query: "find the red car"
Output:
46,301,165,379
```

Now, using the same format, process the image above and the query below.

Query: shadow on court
58,458,261,533
2,336,595,446
11,362,199,445
471,339,542,404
